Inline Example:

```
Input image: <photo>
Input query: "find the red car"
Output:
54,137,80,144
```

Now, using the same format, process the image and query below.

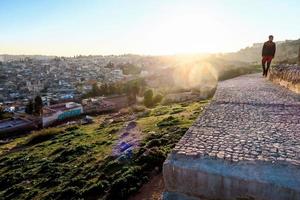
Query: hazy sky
0,0,299,56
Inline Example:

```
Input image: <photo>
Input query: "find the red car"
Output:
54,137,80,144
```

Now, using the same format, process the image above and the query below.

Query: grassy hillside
0,100,208,200
223,39,300,64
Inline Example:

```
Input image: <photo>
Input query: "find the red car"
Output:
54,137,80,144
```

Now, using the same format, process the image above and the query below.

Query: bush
135,147,166,171
50,147,66,156
65,125,79,132
152,94,163,105
157,116,179,127
81,181,107,198
46,186,81,200
170,107,185,114
3,185,26,199
145,138,169,148
136,110,151,118
108,127,119,134
152,106,169,116
143,90,163,107
54,145,90,163
108,166,144,199
25,128,62,146
143,89,153,107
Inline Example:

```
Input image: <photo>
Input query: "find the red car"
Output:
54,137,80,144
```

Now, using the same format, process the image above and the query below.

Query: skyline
0,0,300,56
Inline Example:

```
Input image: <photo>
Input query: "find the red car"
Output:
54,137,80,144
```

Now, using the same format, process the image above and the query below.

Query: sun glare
142,10,231,55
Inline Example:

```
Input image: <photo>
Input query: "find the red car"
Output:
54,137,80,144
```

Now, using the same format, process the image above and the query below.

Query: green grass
0,100,209,200
24,127,64,146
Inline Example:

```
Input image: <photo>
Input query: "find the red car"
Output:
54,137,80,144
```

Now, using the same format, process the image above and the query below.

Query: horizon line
1,37,299,58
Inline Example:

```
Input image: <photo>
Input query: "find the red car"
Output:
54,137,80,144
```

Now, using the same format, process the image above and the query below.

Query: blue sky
0,0,299,56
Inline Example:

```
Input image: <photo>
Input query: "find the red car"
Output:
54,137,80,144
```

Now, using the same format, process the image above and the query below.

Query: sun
139,10,232,55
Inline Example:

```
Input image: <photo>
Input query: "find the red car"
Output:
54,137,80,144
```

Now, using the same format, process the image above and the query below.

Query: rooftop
0,118,32,129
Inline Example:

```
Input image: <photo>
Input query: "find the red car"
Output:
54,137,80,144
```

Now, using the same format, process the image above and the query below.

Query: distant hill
0,54,55,61
1,38,299,64
223,39,300,64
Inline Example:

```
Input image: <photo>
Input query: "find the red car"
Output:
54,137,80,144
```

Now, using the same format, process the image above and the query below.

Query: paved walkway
174,73,300,164
163,73,300,200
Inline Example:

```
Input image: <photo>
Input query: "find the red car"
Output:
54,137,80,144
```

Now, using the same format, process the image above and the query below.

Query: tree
121,63,141,75
124,81,140,103
91,83,101,96
143,89,153,107
105,61,114,68
100,83,109,95
108,84,116,95
25,100,34,115
153,94,163,105
130,82,139,103
34,96,43,116
114,82,123,95
132,82,139,96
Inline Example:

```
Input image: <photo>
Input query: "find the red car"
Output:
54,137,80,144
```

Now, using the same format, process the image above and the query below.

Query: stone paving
172,73,300,165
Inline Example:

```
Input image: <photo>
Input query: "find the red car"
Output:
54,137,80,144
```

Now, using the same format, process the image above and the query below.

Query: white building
42,102,83,127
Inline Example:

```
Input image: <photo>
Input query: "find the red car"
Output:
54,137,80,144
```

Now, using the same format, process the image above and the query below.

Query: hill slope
223,39,300,63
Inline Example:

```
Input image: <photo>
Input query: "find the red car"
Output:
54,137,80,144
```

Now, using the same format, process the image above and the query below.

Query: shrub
3,185,26,199
25,128,62,146
50,147,66,156
152,93,163,105
170,107,185,114
152,106,169,116
136,110,151,118
136,147,166,171
47,186,81,200
81,181,107,198
157,116,179,127
103,160,123,175
108,166,143,199
108,127,119,134
54,145,90,163
65,125,79,131
143,89,153,107
145,138,168,148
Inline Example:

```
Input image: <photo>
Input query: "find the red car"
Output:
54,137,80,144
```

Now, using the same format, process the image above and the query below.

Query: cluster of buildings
0,56,129,106
0,54,166,136
0,96,126,135
0,54,161,114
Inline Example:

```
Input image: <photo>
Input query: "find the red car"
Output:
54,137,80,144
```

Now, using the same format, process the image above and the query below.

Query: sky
0,0,299,56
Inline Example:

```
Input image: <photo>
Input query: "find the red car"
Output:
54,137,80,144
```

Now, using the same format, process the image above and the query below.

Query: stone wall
163,156,300,200
268,64,300,93
163,73,300,200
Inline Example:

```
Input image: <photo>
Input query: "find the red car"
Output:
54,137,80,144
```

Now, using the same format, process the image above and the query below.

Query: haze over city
1,0,300,199
1,0,299,56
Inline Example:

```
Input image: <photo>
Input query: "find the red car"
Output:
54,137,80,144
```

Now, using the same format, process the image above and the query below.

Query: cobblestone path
173,73,300,165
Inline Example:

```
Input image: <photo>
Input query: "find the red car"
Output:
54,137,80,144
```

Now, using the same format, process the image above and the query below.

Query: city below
0,54,168,134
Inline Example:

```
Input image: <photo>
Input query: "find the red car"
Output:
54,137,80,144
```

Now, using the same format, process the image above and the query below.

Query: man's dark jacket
262,41,276,57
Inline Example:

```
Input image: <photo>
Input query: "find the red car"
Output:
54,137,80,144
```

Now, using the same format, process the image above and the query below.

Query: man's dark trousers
262,56,273,76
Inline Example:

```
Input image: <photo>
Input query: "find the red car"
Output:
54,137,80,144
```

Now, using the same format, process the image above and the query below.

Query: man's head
268,35,274,42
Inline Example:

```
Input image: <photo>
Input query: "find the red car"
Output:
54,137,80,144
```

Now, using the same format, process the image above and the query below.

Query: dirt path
129,173,164,200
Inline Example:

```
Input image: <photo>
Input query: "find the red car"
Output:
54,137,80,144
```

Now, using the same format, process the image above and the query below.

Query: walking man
262,35,276,77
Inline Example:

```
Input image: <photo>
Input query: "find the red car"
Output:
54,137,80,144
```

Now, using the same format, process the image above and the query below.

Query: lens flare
172,61,218,90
